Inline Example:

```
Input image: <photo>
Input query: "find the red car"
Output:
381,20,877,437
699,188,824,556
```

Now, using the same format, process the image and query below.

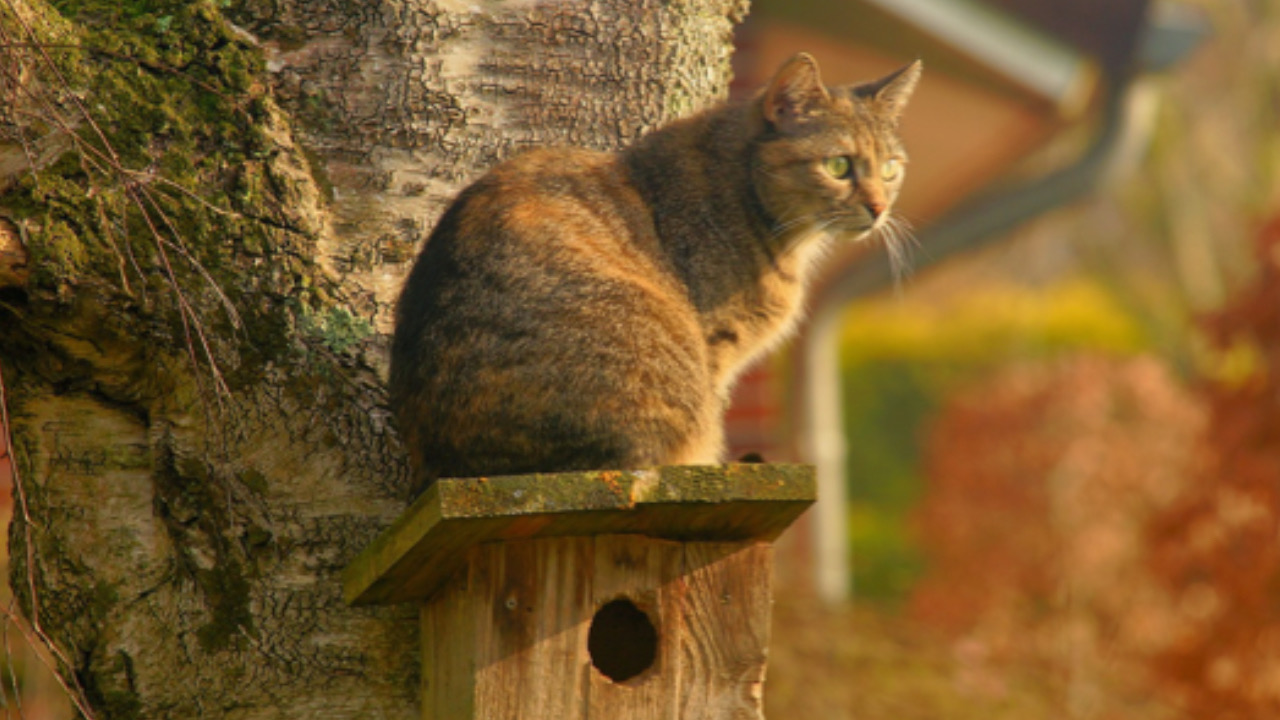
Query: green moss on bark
194,559,255,653
4,1,349,363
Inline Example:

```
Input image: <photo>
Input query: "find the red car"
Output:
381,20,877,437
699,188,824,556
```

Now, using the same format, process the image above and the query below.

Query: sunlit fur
390,54,921,490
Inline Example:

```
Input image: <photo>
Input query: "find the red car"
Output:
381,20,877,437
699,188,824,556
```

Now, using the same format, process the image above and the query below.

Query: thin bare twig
0,361,98,720
0,11,41,196
3,599,26,720
125,183,233,405
2,0,243,404
93,193,136,296
0,603,96,720
5,0,125,169
134,180,243,330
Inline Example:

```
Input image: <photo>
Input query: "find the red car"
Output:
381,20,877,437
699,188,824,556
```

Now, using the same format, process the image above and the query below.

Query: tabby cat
390,53,921,488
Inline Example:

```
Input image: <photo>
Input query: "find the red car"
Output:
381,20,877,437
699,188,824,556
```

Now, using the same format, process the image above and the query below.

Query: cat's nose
864,199,887,219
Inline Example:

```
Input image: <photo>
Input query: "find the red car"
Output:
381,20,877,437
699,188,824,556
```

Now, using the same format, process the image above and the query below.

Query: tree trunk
0,0,747,717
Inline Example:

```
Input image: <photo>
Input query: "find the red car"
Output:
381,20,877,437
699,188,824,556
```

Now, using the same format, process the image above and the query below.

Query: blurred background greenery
840,278,1150,602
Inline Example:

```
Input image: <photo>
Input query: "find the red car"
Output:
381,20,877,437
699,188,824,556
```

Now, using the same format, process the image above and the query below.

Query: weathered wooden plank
344,464,815,606
473,538,592,720
675,543,772,720
420,564,477,720
424,538,594,720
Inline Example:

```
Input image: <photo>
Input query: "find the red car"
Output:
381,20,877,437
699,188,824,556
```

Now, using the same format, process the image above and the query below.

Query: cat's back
448,147,646,239
412,147,678,288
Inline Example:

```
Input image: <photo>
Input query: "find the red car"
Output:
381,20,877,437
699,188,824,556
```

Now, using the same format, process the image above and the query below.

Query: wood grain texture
421,571,478,720
421,537,592,720
417,535,775,720
472,538,591,720
676,543,772,720
344,464,814,606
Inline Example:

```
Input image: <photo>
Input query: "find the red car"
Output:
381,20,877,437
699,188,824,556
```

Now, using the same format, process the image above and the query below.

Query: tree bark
0,0,747,717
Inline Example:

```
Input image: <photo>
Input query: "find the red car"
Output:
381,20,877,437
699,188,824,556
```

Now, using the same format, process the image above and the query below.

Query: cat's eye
822,155,853,180
881,157,904,182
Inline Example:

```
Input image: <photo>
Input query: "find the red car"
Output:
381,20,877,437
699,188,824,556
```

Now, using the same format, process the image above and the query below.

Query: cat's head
752,53,921,245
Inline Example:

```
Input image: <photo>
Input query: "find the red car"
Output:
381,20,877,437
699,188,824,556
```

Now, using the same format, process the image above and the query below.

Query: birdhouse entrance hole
588,598,658,682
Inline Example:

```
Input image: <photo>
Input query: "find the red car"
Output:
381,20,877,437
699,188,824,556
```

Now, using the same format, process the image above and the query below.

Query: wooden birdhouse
342,464,814,720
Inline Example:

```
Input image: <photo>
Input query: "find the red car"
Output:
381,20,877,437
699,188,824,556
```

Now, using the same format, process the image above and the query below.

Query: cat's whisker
819,217,844,237
777,211,823,231
887,209,928,233
768,212,824,241
895,216,925,264
876,213,920,288
888,214,923,254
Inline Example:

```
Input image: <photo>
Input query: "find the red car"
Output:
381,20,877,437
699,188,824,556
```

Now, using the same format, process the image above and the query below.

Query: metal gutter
862,0,1098,114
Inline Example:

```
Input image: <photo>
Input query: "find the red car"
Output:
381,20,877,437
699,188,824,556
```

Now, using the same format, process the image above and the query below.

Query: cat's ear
856,60,922,120
762,53,831,130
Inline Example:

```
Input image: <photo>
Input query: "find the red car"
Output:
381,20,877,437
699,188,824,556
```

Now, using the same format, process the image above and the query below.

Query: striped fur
390,54,921,488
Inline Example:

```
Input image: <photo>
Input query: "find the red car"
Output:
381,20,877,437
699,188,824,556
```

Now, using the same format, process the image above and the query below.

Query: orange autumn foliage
1147,217,1280,719
912,355,1201,715
912,216,1280,718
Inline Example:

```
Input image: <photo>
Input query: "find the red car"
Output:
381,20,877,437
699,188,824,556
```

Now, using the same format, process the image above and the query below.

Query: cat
390,53,921,489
